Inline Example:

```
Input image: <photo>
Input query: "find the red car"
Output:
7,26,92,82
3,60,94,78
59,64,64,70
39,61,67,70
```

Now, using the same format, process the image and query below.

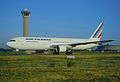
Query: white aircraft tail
90,22,103,40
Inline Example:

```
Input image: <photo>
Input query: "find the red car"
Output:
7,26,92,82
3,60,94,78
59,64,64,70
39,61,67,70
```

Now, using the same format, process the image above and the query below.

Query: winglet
90,22,103,39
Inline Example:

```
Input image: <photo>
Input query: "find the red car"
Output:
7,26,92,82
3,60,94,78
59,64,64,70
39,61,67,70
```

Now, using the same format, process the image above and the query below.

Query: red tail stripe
98,32,102,39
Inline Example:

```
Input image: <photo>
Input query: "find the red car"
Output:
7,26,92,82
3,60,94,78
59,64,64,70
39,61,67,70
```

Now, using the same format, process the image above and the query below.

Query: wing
68,40,114,47
50,40,114,47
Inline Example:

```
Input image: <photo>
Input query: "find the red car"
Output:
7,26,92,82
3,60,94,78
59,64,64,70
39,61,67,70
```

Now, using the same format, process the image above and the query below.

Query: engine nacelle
59,46,67,52
50,45,72,53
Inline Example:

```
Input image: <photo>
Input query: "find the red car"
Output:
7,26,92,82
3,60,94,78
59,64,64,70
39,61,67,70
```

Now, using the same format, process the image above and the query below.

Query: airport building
96,45,120,52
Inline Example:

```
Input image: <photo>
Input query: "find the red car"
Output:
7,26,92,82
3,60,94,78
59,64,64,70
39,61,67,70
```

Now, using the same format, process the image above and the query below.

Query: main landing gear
53,46,60,54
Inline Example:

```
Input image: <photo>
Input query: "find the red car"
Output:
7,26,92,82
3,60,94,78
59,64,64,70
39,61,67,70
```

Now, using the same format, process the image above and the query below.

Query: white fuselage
6,22,104,52
7,37,99,51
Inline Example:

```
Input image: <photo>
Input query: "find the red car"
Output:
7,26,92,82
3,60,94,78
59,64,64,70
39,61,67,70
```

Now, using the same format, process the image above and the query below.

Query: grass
0,51,120,82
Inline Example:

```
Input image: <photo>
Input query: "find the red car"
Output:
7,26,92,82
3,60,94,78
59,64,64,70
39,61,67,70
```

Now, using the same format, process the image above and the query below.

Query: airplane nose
6,42,11,47
7,42,10,46
7,42,16,49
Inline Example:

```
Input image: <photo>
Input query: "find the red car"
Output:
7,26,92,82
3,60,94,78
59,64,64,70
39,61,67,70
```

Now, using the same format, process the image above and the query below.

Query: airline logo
91,22,103,39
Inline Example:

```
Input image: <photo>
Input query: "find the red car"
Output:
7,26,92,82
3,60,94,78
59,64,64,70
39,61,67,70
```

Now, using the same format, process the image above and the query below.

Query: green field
0,51,120,82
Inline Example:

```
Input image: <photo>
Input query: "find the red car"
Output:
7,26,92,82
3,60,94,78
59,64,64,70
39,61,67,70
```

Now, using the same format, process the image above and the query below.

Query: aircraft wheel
53,50,59,54
15,52,19,55
53,46,60,54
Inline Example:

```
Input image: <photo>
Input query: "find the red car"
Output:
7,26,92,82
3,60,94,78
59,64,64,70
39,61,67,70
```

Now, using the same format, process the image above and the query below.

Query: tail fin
90,22,103,39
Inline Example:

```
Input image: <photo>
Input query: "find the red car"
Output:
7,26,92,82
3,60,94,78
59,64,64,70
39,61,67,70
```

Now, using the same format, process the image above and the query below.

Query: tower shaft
23,16,29,37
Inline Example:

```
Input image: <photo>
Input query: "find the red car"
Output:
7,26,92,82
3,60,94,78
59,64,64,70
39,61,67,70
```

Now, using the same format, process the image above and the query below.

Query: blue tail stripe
92,23,103,38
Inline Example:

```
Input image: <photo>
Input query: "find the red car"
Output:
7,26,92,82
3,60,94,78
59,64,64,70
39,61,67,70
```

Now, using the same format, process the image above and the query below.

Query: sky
0,0,120,48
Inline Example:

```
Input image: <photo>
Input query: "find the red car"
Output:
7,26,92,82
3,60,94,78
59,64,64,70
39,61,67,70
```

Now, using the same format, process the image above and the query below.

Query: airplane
7,22,114,54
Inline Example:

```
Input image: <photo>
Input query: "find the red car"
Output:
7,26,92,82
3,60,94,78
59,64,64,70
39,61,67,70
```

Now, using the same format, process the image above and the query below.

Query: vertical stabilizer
90,22,103,39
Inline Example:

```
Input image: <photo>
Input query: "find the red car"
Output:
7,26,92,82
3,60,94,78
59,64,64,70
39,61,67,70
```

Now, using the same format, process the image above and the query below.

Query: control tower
21,8,30,37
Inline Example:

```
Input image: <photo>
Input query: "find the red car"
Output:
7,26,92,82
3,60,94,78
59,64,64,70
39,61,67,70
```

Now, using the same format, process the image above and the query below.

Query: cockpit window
10,40,16,42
